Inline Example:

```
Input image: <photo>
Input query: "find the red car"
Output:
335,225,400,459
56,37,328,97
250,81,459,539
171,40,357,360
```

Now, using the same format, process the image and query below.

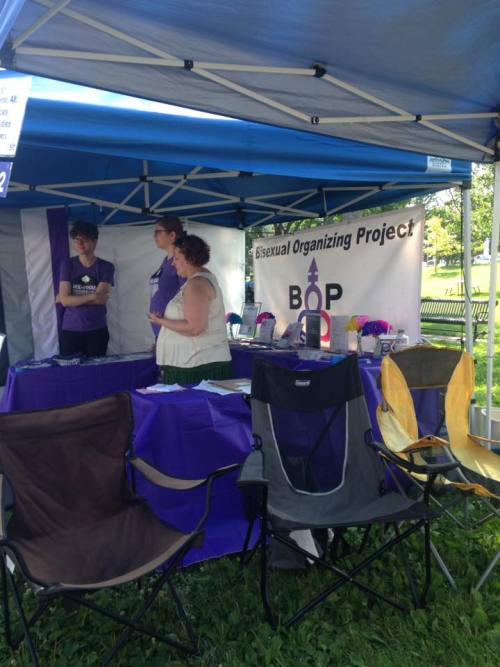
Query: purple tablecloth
0,356,158,412
131,388,255,566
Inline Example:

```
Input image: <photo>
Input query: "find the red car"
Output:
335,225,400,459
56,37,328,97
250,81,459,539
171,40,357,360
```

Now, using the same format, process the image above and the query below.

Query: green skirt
161,360,234,385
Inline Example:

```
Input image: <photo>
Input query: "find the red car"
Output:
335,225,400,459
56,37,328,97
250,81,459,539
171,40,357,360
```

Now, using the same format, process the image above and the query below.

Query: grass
1,263,499,666
1,511,499,666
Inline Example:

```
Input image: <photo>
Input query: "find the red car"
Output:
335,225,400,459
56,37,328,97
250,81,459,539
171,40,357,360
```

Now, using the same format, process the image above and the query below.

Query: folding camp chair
239,356,453,628
376,346,500,591
0,393,237,666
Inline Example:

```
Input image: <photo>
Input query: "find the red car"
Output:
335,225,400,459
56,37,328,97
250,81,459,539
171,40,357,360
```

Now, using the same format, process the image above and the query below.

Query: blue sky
29,73,228,119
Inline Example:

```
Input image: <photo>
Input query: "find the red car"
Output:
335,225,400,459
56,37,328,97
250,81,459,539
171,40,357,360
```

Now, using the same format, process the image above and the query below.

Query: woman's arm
148,277,212,336
57,281,110,307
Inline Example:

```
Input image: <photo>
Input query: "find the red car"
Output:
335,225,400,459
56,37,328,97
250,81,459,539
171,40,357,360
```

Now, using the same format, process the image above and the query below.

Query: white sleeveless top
156,270,231,368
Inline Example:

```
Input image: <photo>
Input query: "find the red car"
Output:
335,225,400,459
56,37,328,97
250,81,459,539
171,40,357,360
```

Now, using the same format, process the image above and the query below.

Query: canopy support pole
485,153,500,441
462,183,473,353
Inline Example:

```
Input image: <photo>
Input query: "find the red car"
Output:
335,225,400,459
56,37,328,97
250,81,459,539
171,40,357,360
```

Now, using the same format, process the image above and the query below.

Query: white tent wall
95,222,245,354
0,209,245,362
0,209,34,365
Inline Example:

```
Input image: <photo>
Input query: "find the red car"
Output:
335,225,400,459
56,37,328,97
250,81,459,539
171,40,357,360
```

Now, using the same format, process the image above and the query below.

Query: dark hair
156,216,184,238
175,234,210,267
70,220,99,241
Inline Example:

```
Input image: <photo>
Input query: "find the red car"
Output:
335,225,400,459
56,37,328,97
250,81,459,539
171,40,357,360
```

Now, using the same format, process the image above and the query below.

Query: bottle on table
393,329,409,352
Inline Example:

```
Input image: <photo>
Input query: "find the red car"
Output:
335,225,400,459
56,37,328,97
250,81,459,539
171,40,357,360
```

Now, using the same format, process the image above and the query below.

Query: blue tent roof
1,1,498,162
1,95,470,227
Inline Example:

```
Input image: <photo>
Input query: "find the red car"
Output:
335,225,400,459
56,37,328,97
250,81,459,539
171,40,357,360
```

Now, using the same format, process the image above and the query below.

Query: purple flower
361,319,392,337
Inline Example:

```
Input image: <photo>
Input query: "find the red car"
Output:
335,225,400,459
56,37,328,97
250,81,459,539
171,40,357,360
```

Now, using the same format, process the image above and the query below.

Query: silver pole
462,183,473,353
485,156,500,441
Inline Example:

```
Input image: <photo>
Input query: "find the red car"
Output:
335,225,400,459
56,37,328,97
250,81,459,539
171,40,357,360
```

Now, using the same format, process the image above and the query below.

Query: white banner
253,206,425,345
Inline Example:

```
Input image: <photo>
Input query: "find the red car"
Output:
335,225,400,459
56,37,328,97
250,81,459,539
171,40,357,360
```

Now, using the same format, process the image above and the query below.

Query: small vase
356,332,363,356
373,335,382,358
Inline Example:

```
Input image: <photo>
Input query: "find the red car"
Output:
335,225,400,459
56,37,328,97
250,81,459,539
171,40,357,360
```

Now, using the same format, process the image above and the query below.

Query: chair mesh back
269,402,347,493
0,393,134,542
390,347,462,388
251,357,387,528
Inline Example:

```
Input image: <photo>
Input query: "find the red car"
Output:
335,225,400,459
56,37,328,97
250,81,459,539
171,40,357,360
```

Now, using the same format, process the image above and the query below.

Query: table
131,388,255,566
0,354,158,412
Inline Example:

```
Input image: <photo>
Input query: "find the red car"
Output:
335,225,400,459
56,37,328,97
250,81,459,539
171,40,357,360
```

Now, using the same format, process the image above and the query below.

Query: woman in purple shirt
149,216,186,337
58,221,114,357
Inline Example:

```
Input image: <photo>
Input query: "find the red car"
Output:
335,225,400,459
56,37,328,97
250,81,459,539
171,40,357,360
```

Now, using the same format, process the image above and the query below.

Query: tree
423,215,458,270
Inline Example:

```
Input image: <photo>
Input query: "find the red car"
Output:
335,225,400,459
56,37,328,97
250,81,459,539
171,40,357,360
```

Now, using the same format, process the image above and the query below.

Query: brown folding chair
0,392,237,666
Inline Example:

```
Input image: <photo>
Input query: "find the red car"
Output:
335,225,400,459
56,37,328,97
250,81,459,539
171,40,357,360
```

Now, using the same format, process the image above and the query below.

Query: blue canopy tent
0,0,498,432
0,96,471,226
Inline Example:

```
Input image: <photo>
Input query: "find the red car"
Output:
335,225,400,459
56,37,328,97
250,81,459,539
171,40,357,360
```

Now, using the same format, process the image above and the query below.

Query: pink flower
256,311,275,324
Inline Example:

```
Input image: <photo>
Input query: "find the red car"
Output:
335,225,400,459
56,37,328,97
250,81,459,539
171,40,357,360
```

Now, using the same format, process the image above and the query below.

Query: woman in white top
148,234,232,384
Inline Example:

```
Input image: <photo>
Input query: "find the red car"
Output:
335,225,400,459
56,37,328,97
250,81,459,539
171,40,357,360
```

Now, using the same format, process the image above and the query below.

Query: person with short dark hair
149,216,186,337
148,234,232,384
57,220,114,357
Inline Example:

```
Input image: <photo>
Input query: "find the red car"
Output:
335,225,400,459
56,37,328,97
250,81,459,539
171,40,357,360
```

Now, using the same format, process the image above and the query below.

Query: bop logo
289,258,343,343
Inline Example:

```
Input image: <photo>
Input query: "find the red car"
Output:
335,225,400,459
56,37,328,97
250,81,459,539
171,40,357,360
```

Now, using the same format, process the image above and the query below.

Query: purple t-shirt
149,256,185,336
60,256,115,332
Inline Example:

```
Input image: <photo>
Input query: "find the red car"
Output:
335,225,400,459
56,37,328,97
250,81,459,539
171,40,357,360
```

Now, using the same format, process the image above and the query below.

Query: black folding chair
239,356,456,628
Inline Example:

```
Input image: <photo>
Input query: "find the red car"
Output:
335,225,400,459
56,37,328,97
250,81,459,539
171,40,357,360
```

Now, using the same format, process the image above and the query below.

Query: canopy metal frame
7,158,456,228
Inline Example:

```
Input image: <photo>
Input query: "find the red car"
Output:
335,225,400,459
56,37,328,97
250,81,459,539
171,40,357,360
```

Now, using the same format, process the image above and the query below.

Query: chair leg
3,561,41,667
96,569,197,667
429,540,456,589
393,523,419,608
259,516,277,629
419,521,432,608
473,550,500,593
240,517,257,566
167,576,198,650
1,556,13,649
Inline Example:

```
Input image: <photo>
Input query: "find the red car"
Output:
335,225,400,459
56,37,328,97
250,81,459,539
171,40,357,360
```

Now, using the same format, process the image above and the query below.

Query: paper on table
193,379,252,395
136,383,185,394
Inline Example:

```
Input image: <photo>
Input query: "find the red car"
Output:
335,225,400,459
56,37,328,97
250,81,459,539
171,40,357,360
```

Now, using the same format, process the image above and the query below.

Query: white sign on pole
0,73,32,158
253,206,425,345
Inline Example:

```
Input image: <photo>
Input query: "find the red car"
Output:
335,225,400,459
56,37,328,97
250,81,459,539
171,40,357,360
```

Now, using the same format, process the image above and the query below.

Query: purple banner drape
47,207,69,337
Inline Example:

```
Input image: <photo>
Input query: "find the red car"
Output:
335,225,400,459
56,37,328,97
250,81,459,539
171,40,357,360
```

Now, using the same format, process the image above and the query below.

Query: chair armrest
468,433,500,448
130,456,240,490
129,455,241,534
368,438,459,476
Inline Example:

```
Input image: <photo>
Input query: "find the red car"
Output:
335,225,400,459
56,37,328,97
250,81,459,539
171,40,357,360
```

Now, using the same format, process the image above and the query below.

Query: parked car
474,255,491,265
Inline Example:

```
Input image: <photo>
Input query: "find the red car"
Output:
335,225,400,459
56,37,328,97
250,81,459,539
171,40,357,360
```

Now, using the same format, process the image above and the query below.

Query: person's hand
148,312,163,326
94,292,109,305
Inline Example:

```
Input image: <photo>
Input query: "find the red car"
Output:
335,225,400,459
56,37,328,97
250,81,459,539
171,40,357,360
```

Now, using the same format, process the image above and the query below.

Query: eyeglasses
73,236,93,243
153,230,166,236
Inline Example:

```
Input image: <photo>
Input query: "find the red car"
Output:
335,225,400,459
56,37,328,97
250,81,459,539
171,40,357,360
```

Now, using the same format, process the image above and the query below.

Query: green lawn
421,264,500,406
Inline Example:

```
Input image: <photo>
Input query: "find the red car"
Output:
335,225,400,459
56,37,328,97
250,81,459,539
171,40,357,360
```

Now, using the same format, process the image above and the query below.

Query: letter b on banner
289,285,302,309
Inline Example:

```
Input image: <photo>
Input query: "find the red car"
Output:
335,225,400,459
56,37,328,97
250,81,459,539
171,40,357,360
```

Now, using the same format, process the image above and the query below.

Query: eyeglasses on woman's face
153,229,165,236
